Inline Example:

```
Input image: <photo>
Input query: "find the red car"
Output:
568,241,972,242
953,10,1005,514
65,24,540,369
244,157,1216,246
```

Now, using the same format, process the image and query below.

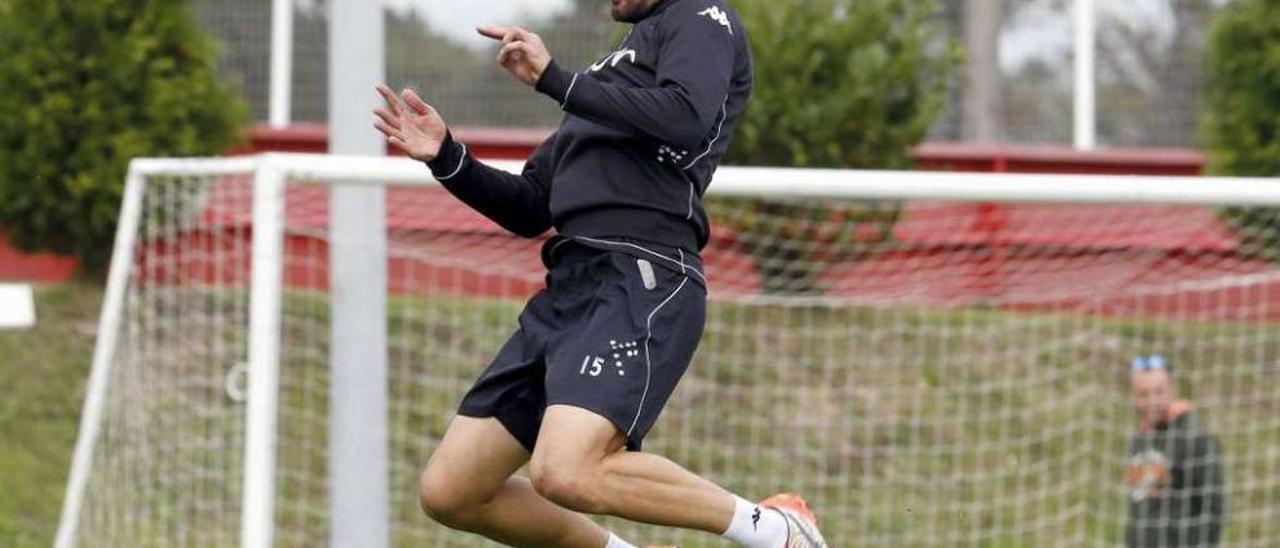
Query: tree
477,0,621,128
0,0,246,270
1095,0,1217,147
192,0,273,120
962,0,1003,142
1202,0,1280,262
994,0,1221,147
717,0,957,293
726,0,956,169
386,7,488,126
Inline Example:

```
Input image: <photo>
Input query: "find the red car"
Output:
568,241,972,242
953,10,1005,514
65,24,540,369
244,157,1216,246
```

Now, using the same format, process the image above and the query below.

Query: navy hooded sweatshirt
426,0,753,276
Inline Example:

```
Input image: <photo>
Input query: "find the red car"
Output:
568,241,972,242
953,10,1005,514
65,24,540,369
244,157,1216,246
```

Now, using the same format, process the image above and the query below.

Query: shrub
0,0,246,271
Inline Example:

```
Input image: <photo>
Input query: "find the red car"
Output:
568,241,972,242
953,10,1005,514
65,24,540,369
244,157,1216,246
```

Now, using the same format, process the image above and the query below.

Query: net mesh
69,161,1280,546
76,173,253,547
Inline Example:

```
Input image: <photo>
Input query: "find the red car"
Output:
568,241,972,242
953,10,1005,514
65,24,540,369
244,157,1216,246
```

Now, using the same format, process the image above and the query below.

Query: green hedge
717,0,957,293
0,0,245,271
1202,0,1280,262
726,0,956,170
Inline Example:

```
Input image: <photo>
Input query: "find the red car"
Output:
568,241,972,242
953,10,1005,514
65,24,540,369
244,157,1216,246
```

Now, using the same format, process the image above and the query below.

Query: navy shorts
456,240,706,451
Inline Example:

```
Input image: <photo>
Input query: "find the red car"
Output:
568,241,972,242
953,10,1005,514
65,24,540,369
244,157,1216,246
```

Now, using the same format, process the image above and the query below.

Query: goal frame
55,152,1280,548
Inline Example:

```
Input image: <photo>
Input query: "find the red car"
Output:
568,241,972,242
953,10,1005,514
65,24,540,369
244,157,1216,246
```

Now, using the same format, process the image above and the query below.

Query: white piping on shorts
627,276,691,437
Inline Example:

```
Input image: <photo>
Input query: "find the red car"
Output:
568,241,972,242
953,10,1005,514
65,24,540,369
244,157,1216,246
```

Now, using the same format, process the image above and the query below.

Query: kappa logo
590,49,637,72
751,507,761,530
698,6,733,35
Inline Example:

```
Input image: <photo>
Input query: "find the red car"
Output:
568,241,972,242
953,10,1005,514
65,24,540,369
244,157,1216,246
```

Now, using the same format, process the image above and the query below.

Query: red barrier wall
232,123,550,160
1,124,1211,283
0,236,78,282
910,142,1205,175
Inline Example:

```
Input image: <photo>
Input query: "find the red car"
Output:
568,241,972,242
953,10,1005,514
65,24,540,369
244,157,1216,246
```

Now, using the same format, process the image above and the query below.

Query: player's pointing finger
476,25,510,40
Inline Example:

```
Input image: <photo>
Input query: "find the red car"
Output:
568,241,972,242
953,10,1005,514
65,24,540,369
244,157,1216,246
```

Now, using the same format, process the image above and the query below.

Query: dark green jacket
1126,412,1226,547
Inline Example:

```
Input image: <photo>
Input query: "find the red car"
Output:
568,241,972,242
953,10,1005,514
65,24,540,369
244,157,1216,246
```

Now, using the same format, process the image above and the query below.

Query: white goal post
58,153,1280,547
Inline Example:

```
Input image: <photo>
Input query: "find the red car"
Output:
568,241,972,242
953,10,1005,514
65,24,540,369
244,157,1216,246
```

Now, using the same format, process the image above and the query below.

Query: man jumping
373,1,827,546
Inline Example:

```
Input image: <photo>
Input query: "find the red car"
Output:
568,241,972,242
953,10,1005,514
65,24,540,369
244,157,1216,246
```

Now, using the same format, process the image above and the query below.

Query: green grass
11,282,1280,546
0,282,102,548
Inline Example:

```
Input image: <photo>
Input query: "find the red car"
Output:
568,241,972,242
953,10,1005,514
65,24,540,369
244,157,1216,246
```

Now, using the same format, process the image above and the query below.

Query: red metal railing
0,124,1209,282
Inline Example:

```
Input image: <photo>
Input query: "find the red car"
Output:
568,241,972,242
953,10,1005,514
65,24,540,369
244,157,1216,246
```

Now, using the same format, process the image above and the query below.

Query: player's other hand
373,84,447,162
477,25,551,87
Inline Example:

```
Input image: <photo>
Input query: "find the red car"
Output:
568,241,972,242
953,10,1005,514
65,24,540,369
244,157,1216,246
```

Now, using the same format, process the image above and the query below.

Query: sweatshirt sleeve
535,2,736,150
425,131,554,238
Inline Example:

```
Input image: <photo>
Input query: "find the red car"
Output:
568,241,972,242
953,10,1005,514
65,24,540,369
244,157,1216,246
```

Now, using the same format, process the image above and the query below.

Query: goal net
57,154,1280,547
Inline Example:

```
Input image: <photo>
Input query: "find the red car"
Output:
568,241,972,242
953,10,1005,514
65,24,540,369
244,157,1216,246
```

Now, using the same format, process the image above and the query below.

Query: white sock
605,531,638,548
721,496,789,548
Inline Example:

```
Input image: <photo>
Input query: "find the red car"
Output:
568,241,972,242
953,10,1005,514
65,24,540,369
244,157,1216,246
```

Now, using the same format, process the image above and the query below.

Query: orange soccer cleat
759,493,828,547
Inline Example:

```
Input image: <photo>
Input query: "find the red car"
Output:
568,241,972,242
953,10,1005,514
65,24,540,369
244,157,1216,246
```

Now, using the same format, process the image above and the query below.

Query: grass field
14,281,1280,546
0,282,102,548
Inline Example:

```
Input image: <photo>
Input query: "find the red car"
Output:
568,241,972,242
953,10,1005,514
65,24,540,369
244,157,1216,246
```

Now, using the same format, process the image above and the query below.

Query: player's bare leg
529,405,827,547
419,415,627,547
530,405,734,531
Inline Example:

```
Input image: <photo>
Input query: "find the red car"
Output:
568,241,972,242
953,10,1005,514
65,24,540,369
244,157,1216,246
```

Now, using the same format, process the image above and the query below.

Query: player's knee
418,467,481,529
530,460,606,514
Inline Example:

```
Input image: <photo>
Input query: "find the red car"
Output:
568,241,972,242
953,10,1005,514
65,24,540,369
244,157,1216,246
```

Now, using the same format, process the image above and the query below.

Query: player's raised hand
372,84,447,162
477,25,551,87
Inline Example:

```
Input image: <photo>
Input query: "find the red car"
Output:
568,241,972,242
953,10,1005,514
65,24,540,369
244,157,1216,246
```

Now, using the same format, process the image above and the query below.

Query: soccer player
372,1,827,547
1126,355,1226,547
